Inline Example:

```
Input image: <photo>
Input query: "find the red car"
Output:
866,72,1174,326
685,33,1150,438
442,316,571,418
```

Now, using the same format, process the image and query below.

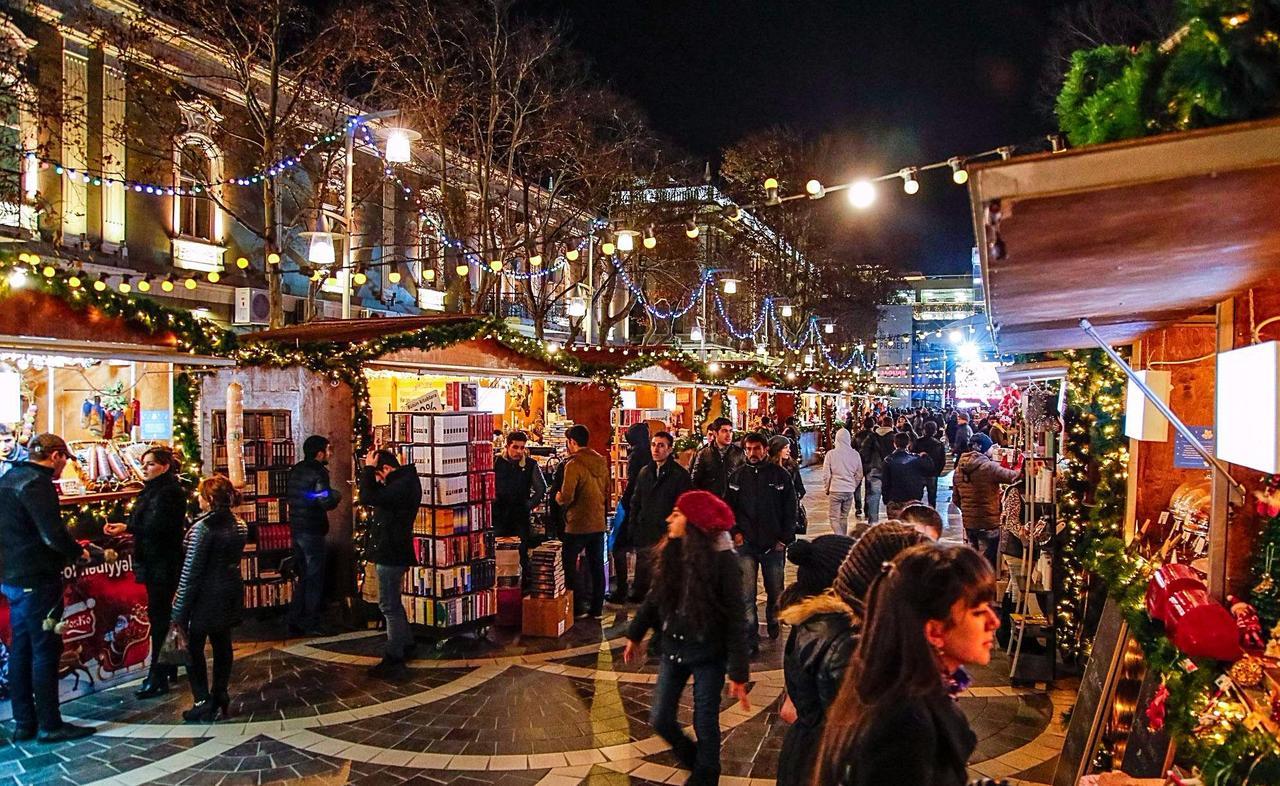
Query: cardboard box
521,591,574,638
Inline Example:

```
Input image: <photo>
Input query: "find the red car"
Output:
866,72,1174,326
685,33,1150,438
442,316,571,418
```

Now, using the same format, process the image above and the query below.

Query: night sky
521,1,1072,276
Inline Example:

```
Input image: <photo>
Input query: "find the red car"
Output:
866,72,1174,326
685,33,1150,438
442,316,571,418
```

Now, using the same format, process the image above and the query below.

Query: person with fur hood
775,525,928,786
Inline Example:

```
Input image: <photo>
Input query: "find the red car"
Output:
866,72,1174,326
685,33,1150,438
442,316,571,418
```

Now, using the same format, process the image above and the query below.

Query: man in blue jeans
0,434,95,742
357,447,420,679
287,435,342,637
726,433,797,657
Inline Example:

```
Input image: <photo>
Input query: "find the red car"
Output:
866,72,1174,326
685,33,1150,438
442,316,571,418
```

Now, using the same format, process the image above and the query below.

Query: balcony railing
480,293,569,328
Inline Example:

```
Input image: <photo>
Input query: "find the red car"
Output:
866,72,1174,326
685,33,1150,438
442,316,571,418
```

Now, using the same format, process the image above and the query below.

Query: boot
135,671,170,699
182,698,217,723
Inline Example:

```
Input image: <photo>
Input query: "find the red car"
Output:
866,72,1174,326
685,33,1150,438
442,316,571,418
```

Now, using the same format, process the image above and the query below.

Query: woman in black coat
172,475,247,723
104,446,188,698
817,543,1000,786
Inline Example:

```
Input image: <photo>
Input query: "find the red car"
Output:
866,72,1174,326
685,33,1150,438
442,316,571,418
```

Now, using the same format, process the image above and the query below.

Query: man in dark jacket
726,433,798,654
492,431,546,572
881,432,936,516
624,431,691,601
286,435,342,636
609,422,651,604
915,421,948,508
858,416,897,524
690,417,744,499
358,448,420,679
0,424,29,478
0,434,94,742
953,436,1023,567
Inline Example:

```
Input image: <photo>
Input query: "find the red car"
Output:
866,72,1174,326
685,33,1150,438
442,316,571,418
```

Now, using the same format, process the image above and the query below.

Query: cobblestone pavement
0,466,1074,785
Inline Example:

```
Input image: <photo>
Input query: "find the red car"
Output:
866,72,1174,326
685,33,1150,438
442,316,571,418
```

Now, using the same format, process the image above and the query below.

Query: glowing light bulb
161,279,175,292
235,256,249,269
185,278,198,290
388,271,401,284
267,252,281,265
847,180,876,209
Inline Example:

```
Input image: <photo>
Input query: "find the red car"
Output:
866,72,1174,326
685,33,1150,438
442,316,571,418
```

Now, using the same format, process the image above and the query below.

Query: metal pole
342,126,354,320
586,237,594,344
1079,318,1245,499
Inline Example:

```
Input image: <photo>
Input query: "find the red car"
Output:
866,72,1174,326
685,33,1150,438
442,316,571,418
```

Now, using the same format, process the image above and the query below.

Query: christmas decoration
1146,681,1169,732
1250,474,1280,627
1228,656,1263,689
1227,595,1265,651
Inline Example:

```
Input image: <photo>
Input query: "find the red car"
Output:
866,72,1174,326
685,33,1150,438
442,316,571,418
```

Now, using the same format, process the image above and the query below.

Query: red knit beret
674,490,735,534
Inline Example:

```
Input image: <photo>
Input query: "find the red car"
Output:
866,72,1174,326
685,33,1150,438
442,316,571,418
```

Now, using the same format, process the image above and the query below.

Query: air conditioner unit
233,287,271,326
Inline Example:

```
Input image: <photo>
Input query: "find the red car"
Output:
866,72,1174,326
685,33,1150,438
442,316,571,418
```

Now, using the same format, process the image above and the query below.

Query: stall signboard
140,409,172,440
0,554,148,712
1173,426,1214,470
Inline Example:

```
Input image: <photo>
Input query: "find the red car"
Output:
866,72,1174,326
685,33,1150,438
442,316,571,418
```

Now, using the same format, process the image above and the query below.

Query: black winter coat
126,472,188,587
172,509,247,634
690,442,744,499
287,459,341,536
619,422,652,513
492,454,546,538
359,465,420,566
881,450,936,504
726,460,797,553
0,462,81,587
916,436,949,478
838,688,977,786
625,460,692,548
777,593,859,786
626,539,750,683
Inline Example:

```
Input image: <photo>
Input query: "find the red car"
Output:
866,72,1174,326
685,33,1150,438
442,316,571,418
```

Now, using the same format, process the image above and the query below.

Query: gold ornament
1256,574,1275,594
1230,657,1264,688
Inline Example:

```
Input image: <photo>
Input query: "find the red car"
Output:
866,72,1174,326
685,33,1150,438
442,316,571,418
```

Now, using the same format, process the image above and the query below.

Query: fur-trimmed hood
778,590,856,626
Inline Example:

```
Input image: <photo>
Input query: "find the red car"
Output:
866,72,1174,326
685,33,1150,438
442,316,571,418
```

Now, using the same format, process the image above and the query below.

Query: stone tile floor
0,466,1075,785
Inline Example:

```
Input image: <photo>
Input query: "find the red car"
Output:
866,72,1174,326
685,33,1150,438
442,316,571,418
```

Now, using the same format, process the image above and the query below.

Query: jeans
827,492,855,536
967,528,1001,569
865,472,884,524
2,581,66,731
186,628,233,702
375,564,411,660
289,532,327,631
925,476,939,508
145,582,178,683
650,658,726,784
563,532,605,615
854,483,864,517
737,548,785,645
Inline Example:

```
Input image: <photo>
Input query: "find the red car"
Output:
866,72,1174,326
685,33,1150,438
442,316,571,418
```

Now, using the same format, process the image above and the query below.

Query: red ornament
1146,682,1169,732
1227,594,1266,651
1146,564,1205,623
1166,589,1243,661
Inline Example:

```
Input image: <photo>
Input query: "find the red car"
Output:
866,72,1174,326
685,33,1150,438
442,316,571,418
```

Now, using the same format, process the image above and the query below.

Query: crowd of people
0,402,1026,786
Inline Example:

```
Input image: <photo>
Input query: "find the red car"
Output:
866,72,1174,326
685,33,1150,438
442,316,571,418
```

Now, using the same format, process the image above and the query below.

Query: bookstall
966,118,1280,785
0,278,234,707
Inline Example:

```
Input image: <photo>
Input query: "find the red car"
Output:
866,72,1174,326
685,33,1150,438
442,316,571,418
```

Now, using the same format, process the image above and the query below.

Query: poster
140,409,172,440
0,553,148,713
1174,426,1214,470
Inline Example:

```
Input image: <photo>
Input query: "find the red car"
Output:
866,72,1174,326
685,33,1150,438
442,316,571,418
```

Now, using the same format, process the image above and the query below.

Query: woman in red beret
624,490,751,785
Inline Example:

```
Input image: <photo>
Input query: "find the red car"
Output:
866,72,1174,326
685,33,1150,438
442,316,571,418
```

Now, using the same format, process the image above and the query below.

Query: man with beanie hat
624,490,750,785
953,434,1022,568
726,432,798,654
0,434,95,742
833,522,929,612
776,534,857,786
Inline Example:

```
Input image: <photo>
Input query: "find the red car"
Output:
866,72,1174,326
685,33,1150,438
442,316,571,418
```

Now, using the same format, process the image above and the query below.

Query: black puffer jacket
492,454,546,537
726,460,797,553
626,537,750,683
690,442,744,499
286,459,341,536
619,422,652,513
126,472,188,587
359,465,420,566
172,508,248,634
0,462,81,587
838,688,977,786
626,460,692,548
777,593,859,786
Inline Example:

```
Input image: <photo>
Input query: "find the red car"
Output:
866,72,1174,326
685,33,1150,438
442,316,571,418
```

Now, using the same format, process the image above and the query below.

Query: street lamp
615,228,638,253
780,304,793,318
567,297,587,318
377,126,420,164
301,214,336,266
722,278,738,295
689,322,703,343
847,180,876,209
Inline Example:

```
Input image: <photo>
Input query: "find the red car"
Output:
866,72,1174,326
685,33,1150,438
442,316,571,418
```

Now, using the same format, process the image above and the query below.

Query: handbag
157,623,189,666
361,562,380,604
794,495,808,534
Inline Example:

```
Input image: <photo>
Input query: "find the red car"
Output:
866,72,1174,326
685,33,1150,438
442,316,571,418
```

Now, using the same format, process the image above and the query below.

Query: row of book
410,503,493,537
213,440,294,470
389,412,493,445
253,523,292,552
240,468,291,498
413,532,490,567
402,588,496,628
240,550,283,582
232,498,288,526
244,580,293,609
401,560,497,598
211,411,292,441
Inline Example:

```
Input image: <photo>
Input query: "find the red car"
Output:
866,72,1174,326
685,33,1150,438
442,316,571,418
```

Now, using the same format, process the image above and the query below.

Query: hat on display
674,490,735,534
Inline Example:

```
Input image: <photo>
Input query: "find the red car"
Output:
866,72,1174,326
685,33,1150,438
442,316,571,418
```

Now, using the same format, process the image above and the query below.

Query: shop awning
969,118,1280,354
562,346,702,385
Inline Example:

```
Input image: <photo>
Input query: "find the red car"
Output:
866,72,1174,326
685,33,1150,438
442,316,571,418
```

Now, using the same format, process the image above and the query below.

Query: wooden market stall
967,117,1280,784
0,285,235,707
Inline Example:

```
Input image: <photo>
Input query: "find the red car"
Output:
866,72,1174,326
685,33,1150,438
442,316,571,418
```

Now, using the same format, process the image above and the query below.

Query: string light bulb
353,270,367,286
642,226,657,249
684,219,699,239
93,275,108,292
388,270,402,284
41,265,55,278
118,277,132,293
207,270,221,283
601,240,615,255
529,254,542,266
184,277,198,290
488,259,503,272
455,262,469,277
900,167,920,195
267,251,281,265
847,179,876,209
724,204,742,222
763,177,780,205
805,179,825,199
565,248,579,261
423,268,436,282
235,256,249,269
67,274,82,289
949,157,968,185
161,278,175,292
7,267,27,288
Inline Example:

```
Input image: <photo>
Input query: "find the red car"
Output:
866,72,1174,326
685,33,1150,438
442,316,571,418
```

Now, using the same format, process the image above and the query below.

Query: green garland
1056,0,1280,147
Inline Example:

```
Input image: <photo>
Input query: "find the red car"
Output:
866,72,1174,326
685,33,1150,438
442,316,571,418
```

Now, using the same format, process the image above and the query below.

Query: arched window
174,137,216,241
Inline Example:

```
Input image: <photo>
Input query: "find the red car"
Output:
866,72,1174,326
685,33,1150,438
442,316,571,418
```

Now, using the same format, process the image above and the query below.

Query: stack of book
528,540,566,599
495,536,522,588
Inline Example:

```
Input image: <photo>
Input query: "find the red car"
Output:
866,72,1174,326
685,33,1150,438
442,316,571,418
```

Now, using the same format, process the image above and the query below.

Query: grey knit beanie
833,523,928,609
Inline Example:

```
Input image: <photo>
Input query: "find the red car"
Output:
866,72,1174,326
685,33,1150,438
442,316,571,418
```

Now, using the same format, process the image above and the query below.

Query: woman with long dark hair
172,475,247,722
816,542,999,786
624,490,750,785
104,446,188,698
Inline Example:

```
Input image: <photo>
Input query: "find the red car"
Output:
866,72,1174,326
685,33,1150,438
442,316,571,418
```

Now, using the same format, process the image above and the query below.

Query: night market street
0,469,1074,786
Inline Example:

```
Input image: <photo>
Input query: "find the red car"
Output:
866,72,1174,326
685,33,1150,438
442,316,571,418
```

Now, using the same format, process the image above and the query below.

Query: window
176,143,214,241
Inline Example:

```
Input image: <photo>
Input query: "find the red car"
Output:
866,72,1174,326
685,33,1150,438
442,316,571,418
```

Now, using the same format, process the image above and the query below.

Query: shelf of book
383,410,498,634
211,408,295,611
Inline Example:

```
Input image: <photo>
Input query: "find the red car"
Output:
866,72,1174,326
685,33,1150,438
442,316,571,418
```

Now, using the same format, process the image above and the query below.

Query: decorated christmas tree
1249,475,1280,627
1057,0,1280,146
